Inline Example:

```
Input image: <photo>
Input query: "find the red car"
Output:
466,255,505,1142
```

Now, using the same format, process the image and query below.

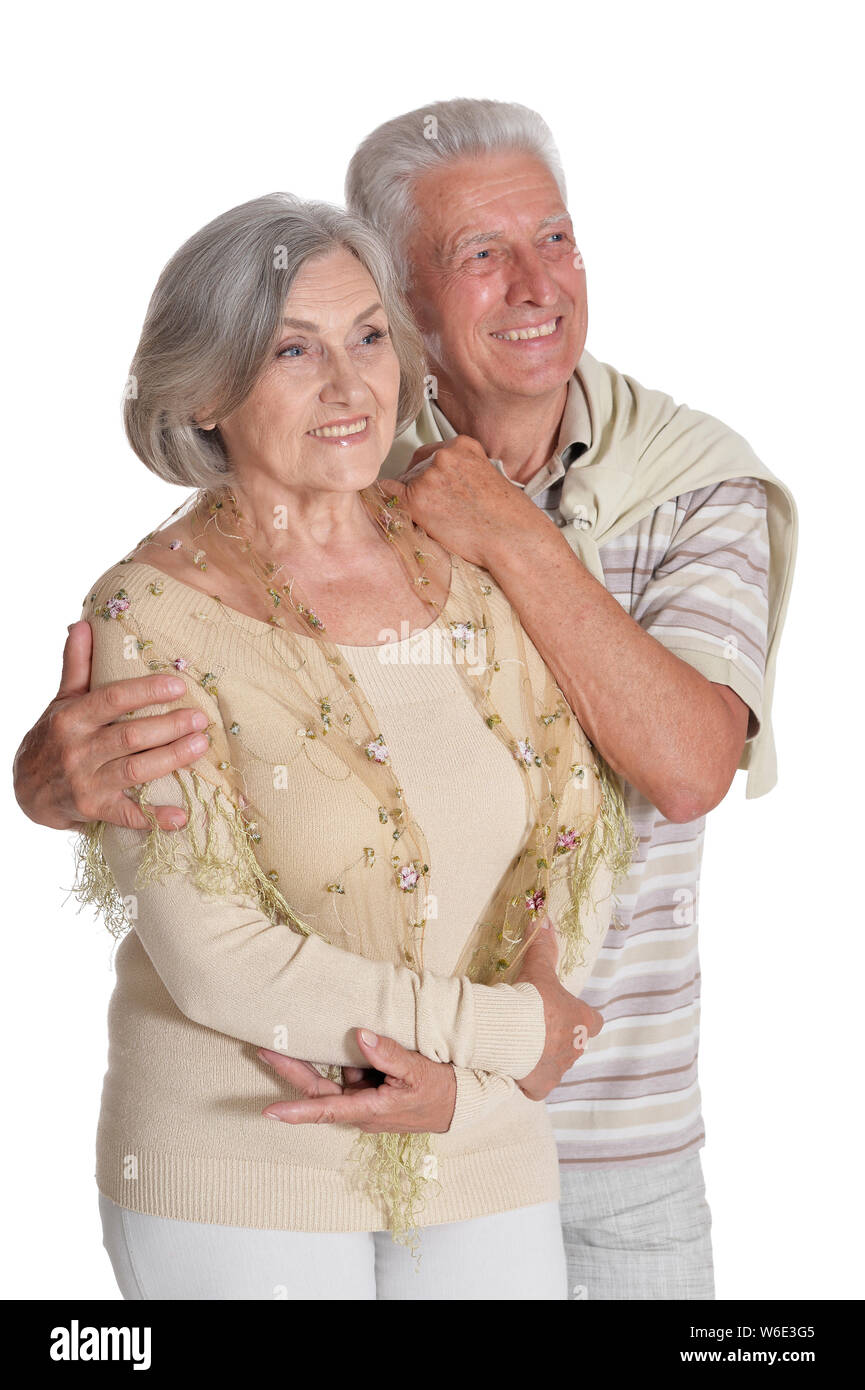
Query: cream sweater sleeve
98,798,544,1074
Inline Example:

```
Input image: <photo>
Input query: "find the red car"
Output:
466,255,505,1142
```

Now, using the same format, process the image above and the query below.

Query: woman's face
216,246,401,497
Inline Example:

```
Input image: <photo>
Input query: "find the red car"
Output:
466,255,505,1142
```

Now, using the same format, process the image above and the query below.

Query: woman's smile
307,413,371,443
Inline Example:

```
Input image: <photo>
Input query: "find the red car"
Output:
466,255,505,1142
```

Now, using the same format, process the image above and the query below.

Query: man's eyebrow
448,229,505,256
446,214,572,258
281,303,385,332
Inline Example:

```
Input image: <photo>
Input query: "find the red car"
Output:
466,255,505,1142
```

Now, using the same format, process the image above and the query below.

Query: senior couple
14,97,797,1302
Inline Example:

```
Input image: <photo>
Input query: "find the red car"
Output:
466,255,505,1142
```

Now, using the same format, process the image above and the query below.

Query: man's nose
504,249,559,307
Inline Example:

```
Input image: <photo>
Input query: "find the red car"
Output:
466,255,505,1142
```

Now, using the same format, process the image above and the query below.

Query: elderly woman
74,193,635,1301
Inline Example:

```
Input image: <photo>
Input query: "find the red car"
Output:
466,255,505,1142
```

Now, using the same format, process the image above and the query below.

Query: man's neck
432,378,569,485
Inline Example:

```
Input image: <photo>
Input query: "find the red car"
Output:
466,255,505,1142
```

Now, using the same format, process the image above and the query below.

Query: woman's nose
318,352,368,405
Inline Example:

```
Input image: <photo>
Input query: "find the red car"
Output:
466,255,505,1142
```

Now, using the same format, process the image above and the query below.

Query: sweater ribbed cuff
447,1068,518,1132
469,980,546,1077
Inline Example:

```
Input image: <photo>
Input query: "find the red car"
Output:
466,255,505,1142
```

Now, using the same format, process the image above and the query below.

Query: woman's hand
257,1030,458,1134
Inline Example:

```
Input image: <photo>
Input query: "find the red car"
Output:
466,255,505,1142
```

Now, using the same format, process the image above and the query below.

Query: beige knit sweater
78,552,617,1232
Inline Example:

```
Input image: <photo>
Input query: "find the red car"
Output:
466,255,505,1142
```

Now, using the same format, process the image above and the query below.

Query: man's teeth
492,319,558,341
310,419,368,437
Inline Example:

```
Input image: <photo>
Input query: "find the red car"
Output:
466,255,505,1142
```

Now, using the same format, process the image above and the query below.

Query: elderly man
14,99,796,1301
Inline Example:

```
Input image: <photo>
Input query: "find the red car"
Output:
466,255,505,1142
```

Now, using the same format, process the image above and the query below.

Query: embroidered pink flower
555,827,580,853
104,593,130,619
365,735,390,763
525,887,547,917
515,739,537,766
397,864,420,892
449,621,474,648
173,657,189,671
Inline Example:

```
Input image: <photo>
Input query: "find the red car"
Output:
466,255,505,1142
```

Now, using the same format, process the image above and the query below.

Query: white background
2,0,862,1299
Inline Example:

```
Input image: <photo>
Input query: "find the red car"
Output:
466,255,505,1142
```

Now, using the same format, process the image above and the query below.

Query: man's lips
489,316,562,342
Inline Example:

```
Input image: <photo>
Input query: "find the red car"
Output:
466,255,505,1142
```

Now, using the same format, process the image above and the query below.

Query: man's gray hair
345,98,567,285
125,193,426,487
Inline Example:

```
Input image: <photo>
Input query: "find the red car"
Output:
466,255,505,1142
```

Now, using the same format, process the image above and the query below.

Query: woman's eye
278,344,305,358
360,329,388,346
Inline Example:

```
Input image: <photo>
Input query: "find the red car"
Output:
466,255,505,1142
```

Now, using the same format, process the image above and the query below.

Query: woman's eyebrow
281,303,385,332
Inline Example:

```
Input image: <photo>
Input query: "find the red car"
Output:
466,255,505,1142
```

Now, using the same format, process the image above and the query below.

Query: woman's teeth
492,318,558,341
309,418,368,438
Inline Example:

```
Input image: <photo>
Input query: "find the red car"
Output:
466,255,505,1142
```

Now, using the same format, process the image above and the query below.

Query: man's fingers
78,672,193,727
584,1005,604,1038
257,1049,343,1096
396,445,443,483
519,915,559,969
94,723,211,786
57,621,94,700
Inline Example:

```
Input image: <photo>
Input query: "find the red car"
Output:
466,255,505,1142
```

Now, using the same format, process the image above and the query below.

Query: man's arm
387,439,760,822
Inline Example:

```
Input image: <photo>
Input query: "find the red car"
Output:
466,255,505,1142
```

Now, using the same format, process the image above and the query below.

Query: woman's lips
307,416,370,442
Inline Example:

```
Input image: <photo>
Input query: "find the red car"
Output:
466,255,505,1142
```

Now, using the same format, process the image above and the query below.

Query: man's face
404,151,587,405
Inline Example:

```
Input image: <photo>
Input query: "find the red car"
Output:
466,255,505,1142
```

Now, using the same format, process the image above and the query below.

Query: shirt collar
429,372,592,499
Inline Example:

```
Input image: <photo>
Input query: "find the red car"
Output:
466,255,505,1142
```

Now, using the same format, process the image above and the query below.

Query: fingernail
165,677,187,694
191,711,209,731
188,734,209,753
263,1110,282,1121
360,1029,378,1047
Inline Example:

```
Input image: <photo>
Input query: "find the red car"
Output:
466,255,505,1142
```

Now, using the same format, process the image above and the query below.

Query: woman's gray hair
344,98,567,287
124,193,426,487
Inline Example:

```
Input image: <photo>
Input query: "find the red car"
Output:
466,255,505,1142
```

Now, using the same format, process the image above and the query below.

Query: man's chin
482,358,577,399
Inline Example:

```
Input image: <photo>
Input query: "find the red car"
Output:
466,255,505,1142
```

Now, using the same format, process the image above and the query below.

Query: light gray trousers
559,1153,715,1300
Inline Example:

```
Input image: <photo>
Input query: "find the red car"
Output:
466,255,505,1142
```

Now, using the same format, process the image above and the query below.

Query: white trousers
99,1192,569,1300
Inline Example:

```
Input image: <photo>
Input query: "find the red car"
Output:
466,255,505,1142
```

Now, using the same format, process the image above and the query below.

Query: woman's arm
94,791,544,1074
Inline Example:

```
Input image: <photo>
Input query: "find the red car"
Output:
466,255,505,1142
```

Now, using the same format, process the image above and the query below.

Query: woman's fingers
256,1050,343,1096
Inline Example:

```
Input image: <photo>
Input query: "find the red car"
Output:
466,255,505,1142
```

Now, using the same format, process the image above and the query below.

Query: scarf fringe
69,770,313,941
556,752,639,975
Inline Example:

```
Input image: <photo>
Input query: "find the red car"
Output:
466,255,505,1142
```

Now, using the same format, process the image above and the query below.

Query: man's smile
490,315,562,342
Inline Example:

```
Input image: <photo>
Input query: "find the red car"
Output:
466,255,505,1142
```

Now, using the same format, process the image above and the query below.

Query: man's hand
258,1029,457,1134
12,619,212,831
513,917,604,1100
386,435,552,570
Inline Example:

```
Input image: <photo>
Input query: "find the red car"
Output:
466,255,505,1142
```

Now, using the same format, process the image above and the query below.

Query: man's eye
278,344,305,358
472,249,491,260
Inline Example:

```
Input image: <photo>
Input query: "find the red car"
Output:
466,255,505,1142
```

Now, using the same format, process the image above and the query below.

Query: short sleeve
631,477,771,740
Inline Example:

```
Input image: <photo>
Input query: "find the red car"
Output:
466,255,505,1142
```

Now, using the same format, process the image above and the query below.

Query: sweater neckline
116,553,460,652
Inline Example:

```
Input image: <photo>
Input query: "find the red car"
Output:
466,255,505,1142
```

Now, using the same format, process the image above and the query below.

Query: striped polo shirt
432,376,771,1169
